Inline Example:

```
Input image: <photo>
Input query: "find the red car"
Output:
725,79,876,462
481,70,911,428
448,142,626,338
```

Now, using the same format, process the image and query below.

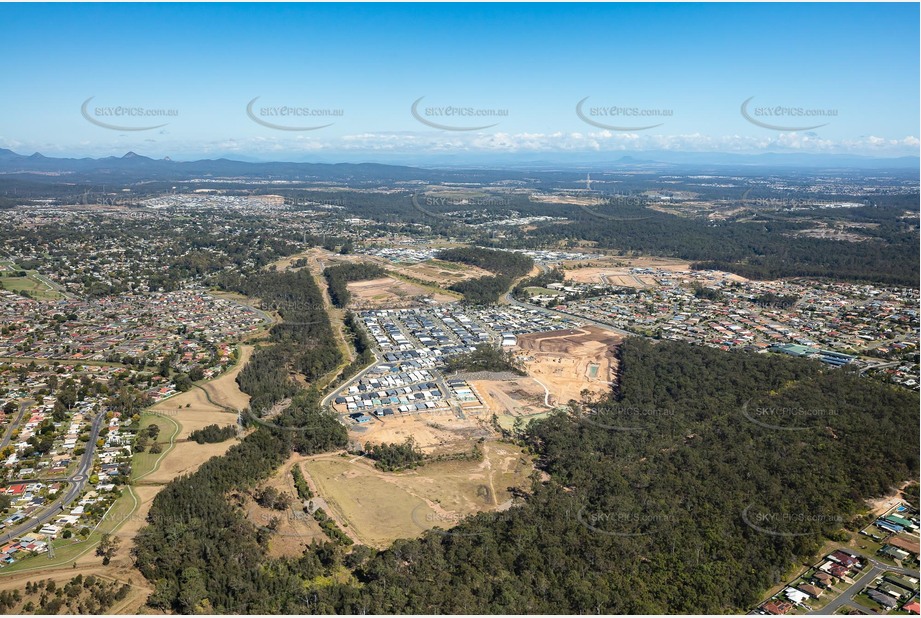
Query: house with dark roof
883,573,919,592
830,550,859,568
866,589,897,609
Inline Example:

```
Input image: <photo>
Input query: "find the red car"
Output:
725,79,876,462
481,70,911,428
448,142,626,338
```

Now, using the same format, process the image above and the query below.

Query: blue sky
1,3,918,161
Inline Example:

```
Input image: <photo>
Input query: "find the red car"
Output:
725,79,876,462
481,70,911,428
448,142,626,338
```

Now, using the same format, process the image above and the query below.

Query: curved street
1,410,106,545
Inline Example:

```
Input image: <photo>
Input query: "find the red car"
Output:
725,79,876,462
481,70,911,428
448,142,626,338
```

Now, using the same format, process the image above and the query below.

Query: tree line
437,247,534,304
323,263,387,308
132,334,919,614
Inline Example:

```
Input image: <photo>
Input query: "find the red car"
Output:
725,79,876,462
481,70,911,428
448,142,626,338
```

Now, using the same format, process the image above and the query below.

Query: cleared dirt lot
350,409,491,456
301,442,532,548
562,255,750,286
392,259,492,287
347,276,456,308
471,377,549,416
514,326,621,405
470,377,556,432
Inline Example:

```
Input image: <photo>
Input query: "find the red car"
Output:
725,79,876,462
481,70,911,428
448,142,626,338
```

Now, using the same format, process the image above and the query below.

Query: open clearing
347,276,456,308
561,255,749,286
562,256,691,286
392,259,492,287
301,442,532,548
141,383,240,484
350,409,492,456
470,377,552,429
514,326,621,405
198,344,254,411
0,274,62,301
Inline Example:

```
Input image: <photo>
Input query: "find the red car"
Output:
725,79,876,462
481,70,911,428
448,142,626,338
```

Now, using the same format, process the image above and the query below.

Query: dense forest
322,262,388,308
515,200,919,287
323,341,918,614
188,424,236,444
216,268,342,413
132,337,918,614
437,247,534,303
363,437,426,471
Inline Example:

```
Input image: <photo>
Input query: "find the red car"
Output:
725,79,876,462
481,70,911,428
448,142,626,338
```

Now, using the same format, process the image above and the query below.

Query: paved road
813,563,884,615
30,272,74,300
807,548,920,615
0,411,106,544
859,361,901,375
320,348,380,410
0,400,31,450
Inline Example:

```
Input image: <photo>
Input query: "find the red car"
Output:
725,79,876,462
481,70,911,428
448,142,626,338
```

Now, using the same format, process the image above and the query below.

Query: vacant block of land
346,276,455,308
515,326,621,405
301,442,532,547
350,409,492,456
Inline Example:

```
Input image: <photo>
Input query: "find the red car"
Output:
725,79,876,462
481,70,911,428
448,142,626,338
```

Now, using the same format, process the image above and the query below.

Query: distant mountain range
0,148,917,185
0,148,443,182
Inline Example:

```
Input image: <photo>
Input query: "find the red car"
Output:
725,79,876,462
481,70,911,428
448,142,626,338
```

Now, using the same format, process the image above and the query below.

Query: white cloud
3,130,919,159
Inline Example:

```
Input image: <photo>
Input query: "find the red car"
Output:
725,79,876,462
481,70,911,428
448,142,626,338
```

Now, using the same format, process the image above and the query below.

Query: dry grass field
198,344,254,411
301,442,532,547
347,276,456,308
393,259,492,287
